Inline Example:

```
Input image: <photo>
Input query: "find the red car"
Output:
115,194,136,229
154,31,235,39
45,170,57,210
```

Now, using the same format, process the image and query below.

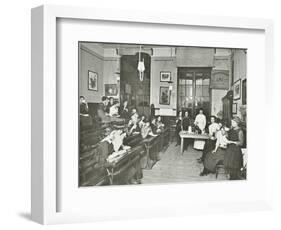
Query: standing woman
224,116,244,180
175,111,183,146
182,111,191,150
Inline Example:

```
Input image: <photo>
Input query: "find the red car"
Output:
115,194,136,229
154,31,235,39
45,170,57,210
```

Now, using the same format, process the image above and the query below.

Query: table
179,131,209,154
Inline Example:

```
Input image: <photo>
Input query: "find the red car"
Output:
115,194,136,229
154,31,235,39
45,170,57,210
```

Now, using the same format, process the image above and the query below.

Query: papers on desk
106,146,131,164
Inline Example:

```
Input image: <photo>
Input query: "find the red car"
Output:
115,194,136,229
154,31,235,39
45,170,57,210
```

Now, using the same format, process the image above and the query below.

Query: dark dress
204,147,225,172
182,116,191,131
175,117,182,145
119,105,130,121
201,139,216,161
224,128,243,179
182,116,191,149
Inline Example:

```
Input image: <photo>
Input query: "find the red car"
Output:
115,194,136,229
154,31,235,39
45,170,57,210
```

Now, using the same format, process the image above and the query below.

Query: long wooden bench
79,122,171,185
105,145,146,185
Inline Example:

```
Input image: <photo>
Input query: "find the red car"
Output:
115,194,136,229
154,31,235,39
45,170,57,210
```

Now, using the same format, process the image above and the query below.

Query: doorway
177,67,212,118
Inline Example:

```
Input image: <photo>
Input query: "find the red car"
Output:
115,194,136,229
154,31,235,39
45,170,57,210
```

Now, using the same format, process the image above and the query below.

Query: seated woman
96,128,115,170
151,117,162,134
97,128,142,185
141,121,158,139
200,125,229,176
156,116,165,132
109,101,120,117
224,116,244,180
106,97,114,114
198,116,220,163
138,115,146,130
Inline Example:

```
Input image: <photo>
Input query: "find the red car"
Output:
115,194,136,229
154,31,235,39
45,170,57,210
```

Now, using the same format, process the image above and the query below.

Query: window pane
186,79,193,85
196,86,202,96
186,85,193,97
196,78,203,86
179,86,185,96
179,79,185,85
203,78,210,85
203,86,209,96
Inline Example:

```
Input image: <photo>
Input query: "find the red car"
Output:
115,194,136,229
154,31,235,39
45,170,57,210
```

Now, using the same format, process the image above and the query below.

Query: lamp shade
137,61,145,72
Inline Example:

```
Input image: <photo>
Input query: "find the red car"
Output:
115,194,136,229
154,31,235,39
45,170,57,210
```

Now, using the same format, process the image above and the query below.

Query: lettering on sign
210,70,229,89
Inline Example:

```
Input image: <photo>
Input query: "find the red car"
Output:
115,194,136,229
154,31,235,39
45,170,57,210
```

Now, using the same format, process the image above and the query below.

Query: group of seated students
175,108,245,180
80,95,167,185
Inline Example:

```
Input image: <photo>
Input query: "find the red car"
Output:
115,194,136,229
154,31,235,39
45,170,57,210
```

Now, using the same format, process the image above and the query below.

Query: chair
215,161,226,179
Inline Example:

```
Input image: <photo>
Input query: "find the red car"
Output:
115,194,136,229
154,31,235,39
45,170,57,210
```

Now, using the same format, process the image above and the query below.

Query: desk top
179,131,209,140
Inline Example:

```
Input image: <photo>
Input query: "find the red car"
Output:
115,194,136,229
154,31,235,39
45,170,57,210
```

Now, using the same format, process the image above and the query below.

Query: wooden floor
142,142,228,184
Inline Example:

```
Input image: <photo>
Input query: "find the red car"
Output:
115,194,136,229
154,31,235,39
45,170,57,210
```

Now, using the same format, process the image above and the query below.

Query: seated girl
109,101,120,117
200,126,229,176
156,116,165,132
151,117,162,134
138,115,146,129
141,121,158,139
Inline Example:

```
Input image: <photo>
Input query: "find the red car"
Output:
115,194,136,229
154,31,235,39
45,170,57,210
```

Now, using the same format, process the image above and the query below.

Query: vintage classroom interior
79,42,247,186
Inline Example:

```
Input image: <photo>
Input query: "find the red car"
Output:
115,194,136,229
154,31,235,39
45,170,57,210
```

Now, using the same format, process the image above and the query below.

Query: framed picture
88,70,98,91
31,5,274,225
232,103,237,114
105,84,118,96
242,79,247,105
233,79,241,100
159,86,170,105
160,71,172,82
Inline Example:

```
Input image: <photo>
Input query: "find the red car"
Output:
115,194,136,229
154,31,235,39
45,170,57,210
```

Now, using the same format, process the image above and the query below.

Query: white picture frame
31,5,274,225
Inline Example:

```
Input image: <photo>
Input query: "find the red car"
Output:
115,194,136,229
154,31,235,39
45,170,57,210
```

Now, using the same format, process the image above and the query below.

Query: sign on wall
210,70,229,89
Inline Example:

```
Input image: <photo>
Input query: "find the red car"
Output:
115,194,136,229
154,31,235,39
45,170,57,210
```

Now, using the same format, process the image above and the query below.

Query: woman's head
123,100,128,107
210,116,216,124
231,116,241,128
184,111,189,117
157,116,161,122
151,117,156,124
178,111,182,117
109,97,114,104
80,96,86,104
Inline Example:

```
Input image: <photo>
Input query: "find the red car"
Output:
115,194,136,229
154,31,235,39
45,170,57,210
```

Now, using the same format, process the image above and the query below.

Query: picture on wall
159,86,170,105
160,71,172,82
233,79,241,100
242,79,247,105
105,84,118,96
88,70,98,91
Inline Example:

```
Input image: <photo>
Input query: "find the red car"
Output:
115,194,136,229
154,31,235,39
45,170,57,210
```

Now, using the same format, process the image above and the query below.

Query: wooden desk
106,145,145,185
179,131,209,154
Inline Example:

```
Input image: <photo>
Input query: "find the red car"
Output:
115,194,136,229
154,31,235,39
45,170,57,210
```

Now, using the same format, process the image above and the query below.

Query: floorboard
142,142,228,184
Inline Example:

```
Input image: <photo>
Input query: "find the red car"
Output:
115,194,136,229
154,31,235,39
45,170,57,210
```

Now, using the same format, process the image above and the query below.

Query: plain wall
232,50,247,118
79,46,104,103
150,57,177,114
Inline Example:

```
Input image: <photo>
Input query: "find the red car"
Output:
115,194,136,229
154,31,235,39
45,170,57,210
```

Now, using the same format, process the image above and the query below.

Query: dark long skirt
224,144,243,179
203,148,225,172
201,139,216,161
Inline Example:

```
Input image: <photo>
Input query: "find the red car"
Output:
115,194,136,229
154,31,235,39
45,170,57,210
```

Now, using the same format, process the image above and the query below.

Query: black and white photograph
79,42,247,187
